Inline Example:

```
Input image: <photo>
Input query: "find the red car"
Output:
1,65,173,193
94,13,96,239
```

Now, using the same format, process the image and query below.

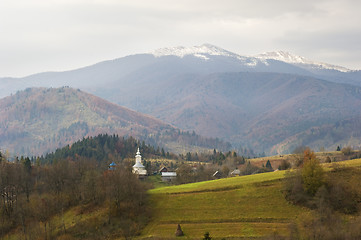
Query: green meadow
141,158,361,239
141,171,305,239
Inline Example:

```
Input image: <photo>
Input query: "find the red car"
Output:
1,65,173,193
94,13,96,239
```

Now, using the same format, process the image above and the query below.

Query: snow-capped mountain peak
256,51,308,64
150,44,265,67
256,51,351,72
151,44,239,59
151,45,352,72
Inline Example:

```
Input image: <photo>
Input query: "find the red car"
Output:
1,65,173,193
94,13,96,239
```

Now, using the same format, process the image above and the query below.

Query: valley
2,1,361,239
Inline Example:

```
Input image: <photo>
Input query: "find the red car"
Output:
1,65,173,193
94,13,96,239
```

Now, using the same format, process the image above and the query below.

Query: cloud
0,0,360,77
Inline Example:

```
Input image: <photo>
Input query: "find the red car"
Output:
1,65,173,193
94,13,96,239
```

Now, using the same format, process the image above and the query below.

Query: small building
212,170,222,179
132,148,147,177
159,166,168,173
230,169,241,176
108,162,116,170
161,172,177,182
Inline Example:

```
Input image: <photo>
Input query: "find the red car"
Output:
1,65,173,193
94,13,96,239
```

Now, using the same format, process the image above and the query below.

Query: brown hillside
0,87,230,156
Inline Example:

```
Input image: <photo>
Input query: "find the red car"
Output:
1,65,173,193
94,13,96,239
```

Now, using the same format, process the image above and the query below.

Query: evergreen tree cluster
39,134,168,164
38,133,242,167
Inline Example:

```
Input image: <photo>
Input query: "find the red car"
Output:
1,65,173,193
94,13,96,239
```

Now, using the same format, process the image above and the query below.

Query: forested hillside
0,87,231,156
39,134,249,177
116,71,361,154
39,134,172,164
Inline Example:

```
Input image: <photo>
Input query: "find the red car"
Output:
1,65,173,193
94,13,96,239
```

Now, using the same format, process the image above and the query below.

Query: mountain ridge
150,43,264,67
151,44,357,72
255,50,352,72
1,43,360,100
0,87,231,156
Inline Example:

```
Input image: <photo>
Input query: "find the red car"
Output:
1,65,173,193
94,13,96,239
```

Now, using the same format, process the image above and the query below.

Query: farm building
108,162,116,170
161,171,177,182
159,166,168,173
213,170,222,179
230,169,241,176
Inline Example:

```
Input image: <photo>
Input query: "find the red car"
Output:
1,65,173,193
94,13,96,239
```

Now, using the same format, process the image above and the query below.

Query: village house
230,169,241,176
159,165,177,182
161,171,177,182
108,161,116,170
159,166,168,173
212,170,222,179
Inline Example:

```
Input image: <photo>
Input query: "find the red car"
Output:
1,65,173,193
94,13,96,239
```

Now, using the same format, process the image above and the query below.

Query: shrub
278,160,291,170
341,146,353,156
283,170,310,205
203,232,212,240
301,157,325,196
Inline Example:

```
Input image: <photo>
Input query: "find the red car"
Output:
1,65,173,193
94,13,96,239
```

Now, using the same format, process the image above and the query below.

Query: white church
132,148,147,177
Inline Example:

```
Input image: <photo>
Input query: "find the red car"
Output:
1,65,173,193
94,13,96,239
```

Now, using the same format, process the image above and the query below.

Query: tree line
0,150,149,239
39,134,175,165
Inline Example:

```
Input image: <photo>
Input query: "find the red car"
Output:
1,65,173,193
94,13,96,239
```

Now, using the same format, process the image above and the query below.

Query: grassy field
140,158,361,239
249,150,358,169
323,157,361,168
141,171,305,239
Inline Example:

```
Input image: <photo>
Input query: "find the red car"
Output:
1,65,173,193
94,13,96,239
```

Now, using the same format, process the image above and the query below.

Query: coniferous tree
265,160,273,170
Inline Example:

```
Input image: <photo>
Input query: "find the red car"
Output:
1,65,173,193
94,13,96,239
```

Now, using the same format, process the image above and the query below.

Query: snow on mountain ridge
256,51,351,72
151,43,239,59
151,44,352,72
256,51,307,64
151,44,265,67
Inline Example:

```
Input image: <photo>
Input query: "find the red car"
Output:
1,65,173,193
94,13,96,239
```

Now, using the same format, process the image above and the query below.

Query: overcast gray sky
1,0,361,77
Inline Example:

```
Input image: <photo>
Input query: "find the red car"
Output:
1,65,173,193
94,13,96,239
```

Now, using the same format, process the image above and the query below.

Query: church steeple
136,147,141,159
132,148,147,177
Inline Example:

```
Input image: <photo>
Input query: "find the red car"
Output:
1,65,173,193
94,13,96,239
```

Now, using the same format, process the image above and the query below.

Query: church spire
132,147,147,177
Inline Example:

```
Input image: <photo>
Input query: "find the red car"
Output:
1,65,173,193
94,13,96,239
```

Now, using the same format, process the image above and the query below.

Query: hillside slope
143,170,299,239
117,72,361,154
271,116,361,154
141,158,361,239
0,87,230,156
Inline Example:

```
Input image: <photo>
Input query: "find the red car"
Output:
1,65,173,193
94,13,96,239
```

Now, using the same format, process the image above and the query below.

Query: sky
1,0,361,77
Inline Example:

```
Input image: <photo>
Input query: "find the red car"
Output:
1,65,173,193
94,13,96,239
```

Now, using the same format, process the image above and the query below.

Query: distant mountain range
0,44,360,155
